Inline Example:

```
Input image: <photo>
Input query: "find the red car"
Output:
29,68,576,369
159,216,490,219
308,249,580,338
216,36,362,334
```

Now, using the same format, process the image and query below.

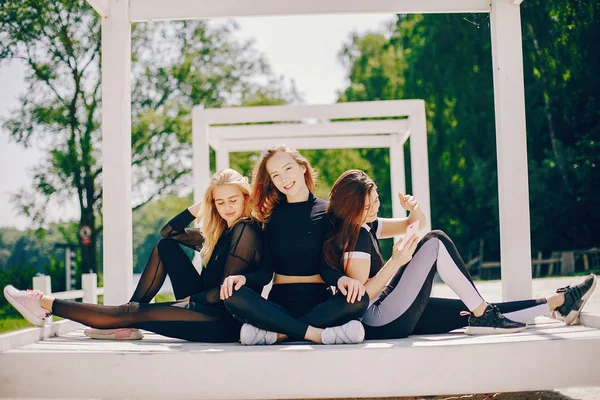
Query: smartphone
404,220,420,243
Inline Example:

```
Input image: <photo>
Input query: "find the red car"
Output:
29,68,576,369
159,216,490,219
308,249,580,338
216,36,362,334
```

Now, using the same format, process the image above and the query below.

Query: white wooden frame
91,0,532,304
193,100,431,230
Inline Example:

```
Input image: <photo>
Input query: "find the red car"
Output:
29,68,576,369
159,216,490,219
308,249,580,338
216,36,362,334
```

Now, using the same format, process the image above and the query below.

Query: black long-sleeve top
242,193,344,287
160,209,264,304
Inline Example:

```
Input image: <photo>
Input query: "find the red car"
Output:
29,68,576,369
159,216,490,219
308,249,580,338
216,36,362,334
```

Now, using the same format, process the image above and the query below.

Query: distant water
132,273,173,294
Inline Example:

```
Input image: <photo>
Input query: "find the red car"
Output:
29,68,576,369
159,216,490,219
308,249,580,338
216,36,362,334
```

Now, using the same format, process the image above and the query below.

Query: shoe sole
464,325,527,335
563,274,597,326
84,328,144,340
3,285,46,327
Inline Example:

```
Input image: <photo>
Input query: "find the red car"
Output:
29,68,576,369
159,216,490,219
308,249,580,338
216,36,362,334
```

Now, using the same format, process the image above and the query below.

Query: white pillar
193,109,211,203
389,134,407,219
490,0,532,300
409,102,432,233
101,0,132,305
82,273,98,304
216,145,230,171
33,275,51,295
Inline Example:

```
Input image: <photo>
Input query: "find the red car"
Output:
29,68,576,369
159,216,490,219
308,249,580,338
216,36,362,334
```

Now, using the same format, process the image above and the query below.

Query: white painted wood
408,101,432,233
86,0,110,17
101,0,133,305
130,0,491,22
490,0,532,301
224,135,392,152
193,107,211,204
81,273,98,304
32,275,51,294
2,321,600,399
197,100,423,125
0,320,84,352
215,145,230,171
389,134,407,220
209,120,409,141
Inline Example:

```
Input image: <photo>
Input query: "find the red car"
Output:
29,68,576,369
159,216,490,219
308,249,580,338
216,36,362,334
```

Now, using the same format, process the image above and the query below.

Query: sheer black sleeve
190,221,263,304
242,226,274,287
160,209,204,252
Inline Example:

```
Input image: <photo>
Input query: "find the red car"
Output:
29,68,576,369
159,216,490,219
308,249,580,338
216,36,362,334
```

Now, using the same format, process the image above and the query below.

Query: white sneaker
321,320,365,345
239,323,277,345
3,285,50,327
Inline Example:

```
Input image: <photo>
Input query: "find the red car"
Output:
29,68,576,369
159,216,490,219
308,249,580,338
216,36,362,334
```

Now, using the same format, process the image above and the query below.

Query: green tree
1,0,294,273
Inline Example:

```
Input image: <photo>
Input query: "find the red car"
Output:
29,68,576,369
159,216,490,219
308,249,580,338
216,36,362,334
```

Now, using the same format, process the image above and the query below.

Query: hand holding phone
403,220,420,244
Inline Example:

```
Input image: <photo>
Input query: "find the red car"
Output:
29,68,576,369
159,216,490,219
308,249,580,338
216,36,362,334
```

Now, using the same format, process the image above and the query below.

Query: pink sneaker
84,328,144,340
3,285,50,327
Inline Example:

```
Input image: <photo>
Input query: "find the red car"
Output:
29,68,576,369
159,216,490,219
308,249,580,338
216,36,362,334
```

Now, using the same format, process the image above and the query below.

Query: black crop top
243,193,330,286
321,218,385,284
161,209,263,304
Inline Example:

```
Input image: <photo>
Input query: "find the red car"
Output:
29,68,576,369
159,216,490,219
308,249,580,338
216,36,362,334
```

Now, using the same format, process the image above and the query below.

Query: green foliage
1,0,296,273
337,3,599,260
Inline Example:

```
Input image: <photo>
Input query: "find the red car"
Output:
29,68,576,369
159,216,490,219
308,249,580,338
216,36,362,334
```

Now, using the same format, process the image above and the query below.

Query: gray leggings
363,231,550,339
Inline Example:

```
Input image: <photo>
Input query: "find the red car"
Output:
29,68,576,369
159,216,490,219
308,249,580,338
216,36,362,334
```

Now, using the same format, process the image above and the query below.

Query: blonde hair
199,168,251,266
248,145,317,224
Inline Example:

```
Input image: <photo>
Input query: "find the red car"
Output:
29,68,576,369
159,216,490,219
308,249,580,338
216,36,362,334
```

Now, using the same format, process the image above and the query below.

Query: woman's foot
3,285,50,327
464,304,526,335
84,328,144,340
553,274,597,325
321,320,365,345
239,323,277,345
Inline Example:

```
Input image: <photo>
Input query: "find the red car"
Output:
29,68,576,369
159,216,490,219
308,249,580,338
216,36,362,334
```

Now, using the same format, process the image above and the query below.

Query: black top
322,218,385,282
243,193,337,287
161,209,263,304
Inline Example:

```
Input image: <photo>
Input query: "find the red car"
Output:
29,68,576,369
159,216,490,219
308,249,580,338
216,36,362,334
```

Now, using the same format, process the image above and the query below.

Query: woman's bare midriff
273,273,325,285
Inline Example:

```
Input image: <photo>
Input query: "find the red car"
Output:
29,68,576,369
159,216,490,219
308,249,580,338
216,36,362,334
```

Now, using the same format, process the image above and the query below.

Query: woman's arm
378,193,427,239
346,235,420,300
193,221,264,304
159,201,204,251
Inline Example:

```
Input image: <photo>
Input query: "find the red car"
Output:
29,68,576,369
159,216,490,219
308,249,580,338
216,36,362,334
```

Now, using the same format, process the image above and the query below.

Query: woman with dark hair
4,169,265,343
323,169,597,339
220,146,369,345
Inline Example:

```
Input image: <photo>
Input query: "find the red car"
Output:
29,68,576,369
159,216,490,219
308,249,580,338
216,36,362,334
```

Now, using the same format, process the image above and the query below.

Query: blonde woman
4,169,264,343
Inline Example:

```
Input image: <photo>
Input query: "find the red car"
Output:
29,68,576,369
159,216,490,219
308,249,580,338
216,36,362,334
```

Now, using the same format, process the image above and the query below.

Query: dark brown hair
324,170,376,273
249,145,317,224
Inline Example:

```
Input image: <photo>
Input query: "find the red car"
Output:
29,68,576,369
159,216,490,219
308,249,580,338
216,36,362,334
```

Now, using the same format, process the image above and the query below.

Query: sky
0,14,396,230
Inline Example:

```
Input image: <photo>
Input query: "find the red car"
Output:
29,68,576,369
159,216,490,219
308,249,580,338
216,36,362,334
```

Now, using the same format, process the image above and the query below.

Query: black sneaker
554,274,597,325
464,304,526,335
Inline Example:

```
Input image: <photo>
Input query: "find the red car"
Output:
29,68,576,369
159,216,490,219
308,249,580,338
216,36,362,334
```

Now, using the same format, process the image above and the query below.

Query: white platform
1,318,599,399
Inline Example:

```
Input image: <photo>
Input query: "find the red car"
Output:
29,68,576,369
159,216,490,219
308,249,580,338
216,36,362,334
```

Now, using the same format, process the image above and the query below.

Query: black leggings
51,239,241,342
364,231,550,340
224,283,369,340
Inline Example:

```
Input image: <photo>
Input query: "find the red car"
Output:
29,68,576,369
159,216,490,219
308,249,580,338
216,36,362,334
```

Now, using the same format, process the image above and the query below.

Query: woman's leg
223,285,367,344
363,230,524,339
412,297,550,335
130,239,203,303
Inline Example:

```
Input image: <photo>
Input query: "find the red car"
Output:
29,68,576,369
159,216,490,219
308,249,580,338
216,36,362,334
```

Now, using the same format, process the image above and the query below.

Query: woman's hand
187,201,203,218
391,234,419,267
220,275,247,300
398,193,420,213
337,276,366,304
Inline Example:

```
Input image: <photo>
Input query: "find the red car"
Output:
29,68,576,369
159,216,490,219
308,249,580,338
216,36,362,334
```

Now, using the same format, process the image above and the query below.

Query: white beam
490,0,532,300
192,108,211,203
209,120,409,141
101,0,132,305
130,0,491,22
389,137,407,220
225,135,392,152
86,0,110,17
197,100,422,125
216,146,230,171
408,102,432,233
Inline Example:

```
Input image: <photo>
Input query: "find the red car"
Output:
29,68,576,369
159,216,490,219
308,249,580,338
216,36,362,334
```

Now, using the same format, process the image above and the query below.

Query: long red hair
324,170,376,273
249,145,317,224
